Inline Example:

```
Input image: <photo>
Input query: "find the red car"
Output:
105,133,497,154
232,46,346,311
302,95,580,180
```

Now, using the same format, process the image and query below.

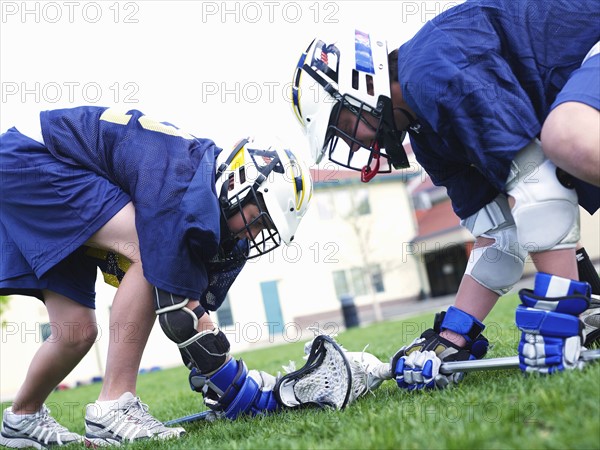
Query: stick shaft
440,356,518,374
440,349,600,374
379,349,600,378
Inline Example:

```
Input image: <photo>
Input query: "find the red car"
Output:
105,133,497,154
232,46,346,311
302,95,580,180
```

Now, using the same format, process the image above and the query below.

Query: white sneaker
0,405,84,449
84,392,185,446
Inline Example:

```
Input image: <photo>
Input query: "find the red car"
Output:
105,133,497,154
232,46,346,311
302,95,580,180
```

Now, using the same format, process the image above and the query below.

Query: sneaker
84,392,185,445
0,404,84,449
581,295,600,347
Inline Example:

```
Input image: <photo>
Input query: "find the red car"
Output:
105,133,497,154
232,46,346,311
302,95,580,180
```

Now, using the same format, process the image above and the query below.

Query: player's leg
541,102,599,187
85,202,155,402
11,291,98,414
155,291,280,419
1,291,94,447
441,195,527,347
506,139,593,373
541,44,600,187
84,202,185,444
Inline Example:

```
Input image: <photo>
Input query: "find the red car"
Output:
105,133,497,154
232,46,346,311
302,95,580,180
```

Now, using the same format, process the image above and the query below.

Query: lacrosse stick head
274,335,368,410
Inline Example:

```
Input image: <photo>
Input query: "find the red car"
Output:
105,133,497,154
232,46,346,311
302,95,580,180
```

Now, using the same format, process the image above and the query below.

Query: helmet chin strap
361,141,381,183
393,107,419,132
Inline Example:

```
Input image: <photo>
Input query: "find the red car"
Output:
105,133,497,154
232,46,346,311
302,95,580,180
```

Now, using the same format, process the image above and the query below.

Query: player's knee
462,195,526,295
158,307,201,343
55,322,98,355
506,139,580,252
465,227,525,295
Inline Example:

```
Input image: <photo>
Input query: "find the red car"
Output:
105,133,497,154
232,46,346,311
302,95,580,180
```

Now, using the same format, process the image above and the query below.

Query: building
407,162,600,297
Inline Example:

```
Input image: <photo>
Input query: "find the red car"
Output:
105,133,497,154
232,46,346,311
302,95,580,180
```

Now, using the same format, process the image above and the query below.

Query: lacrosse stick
165,410,217,426
373,348,600,379
166,348,600,425
275,334,388,410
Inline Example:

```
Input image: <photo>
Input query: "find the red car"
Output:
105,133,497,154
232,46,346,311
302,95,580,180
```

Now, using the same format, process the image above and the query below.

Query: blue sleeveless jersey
397,0,600,218
3,106,223,299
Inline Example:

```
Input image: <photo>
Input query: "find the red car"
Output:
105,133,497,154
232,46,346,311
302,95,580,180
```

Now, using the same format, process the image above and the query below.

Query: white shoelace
18,405,71,446
103,397,168,441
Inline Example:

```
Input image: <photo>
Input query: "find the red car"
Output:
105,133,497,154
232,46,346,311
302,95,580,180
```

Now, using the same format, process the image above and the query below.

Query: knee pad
462,195,526,295
155,289,230,372
506,139,580,252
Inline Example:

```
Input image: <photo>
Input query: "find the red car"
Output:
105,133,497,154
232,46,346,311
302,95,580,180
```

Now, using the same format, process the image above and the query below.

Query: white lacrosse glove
516,273,590,374
275,335,390,410
393,350,458,390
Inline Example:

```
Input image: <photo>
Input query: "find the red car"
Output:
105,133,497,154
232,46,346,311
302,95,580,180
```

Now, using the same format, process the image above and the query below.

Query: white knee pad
462,195,527,295
506,139,580,252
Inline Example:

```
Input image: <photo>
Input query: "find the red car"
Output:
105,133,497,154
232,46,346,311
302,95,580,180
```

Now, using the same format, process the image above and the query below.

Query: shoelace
22,406,71,445
121,398,164,431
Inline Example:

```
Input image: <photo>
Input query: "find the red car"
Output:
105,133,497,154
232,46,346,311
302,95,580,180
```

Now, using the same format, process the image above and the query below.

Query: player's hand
516,273,590,374
391,329,482,390
394,350,444,390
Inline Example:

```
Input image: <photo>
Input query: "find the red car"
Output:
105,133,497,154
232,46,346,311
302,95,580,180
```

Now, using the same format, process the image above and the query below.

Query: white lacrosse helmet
215,138,313,260
291,30,409,181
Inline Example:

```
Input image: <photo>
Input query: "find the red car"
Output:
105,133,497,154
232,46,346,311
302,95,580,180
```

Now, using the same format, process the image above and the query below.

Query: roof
413,199,463,241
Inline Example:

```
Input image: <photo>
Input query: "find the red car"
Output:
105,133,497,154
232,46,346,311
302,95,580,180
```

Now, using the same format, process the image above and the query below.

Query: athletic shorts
0,128,131,308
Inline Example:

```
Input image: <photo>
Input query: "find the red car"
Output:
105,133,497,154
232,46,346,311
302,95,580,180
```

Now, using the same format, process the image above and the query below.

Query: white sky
0,0,463,161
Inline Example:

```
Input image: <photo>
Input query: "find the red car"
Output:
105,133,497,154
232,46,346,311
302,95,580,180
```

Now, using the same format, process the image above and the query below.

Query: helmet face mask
218,185,280,262
214,139,312,262
325,94,394,179
292,30,410,179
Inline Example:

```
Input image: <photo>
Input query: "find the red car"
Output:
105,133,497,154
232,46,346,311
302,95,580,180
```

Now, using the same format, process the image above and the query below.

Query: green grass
3,295,599,449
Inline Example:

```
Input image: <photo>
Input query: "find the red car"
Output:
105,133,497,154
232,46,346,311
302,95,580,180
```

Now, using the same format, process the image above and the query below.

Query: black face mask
215,187,281,263
325,94,410,182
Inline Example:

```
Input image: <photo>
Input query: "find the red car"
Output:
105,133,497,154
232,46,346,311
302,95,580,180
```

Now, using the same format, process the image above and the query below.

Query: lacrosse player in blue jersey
0,106,313,447
288,0,600,392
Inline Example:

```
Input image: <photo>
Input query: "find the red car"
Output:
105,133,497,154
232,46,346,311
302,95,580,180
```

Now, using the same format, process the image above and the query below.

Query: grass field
3,294,599,449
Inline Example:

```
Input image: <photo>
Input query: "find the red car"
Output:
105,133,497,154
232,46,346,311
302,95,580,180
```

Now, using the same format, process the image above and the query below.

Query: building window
317,188,371,220
350,267,367,296
333,270,350,298
216,296,234,327
332,265,385,299
370,264,385,293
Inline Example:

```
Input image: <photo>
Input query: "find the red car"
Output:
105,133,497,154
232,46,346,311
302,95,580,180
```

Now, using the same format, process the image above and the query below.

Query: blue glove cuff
533,272,591,297
209,357,243,394
515,305,582,337
223,374,260,419
440,306,485,343
519,273,590,316
519,290,589,316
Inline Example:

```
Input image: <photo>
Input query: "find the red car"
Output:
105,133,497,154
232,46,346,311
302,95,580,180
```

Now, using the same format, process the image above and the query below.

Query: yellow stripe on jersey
138,116,194,140
100,108,132,125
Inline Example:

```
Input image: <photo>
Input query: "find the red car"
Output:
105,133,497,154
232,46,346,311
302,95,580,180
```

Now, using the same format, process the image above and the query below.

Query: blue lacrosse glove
391,307,489,390
189,358,279,419
516,272,591,374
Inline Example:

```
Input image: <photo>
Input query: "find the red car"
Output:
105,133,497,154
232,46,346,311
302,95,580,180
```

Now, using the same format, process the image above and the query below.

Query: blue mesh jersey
37,106,223,299
397,0,600,219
